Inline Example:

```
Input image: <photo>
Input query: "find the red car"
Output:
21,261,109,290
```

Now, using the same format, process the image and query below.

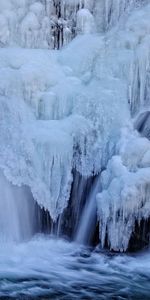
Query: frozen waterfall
0,0,150,252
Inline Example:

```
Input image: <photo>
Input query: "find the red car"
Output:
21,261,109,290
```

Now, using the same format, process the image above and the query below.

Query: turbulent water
0,236,150,299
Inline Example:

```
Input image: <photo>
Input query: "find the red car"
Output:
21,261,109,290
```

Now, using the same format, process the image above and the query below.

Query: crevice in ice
135,111,150,140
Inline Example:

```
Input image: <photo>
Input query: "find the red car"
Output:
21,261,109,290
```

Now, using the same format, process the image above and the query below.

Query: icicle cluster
97,126,150,251
95,2,150,251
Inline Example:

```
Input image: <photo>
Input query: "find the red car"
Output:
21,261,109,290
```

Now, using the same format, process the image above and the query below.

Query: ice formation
0,0,144,49
96,2,150,251
97,127,150,251
0,0,150,250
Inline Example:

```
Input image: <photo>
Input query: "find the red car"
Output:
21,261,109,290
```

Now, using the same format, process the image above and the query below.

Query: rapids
0,237,150,299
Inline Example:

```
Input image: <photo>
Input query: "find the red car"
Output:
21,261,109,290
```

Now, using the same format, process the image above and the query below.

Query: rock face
128,218,150,252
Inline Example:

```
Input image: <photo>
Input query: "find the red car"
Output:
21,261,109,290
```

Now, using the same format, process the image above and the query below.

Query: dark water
0,236,150,299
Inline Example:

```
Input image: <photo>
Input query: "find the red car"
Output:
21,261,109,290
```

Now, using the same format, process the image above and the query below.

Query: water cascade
76,175,101,245
0,171,36,242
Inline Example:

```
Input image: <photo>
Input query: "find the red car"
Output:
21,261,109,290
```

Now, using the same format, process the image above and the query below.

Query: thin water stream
76,176,101,245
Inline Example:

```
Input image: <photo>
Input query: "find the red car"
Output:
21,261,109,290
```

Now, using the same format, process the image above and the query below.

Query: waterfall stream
0,172,37,242
76,175,101,245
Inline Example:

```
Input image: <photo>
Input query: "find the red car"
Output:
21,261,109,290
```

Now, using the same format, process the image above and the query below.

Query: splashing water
0,236,150,299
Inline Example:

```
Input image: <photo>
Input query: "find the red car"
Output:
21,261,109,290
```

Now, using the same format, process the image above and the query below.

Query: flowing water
0,172,37,243
0,236,150,299
76,176,101,245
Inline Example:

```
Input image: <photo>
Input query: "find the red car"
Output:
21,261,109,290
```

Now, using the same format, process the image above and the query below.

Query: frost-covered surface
1,0,150,248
